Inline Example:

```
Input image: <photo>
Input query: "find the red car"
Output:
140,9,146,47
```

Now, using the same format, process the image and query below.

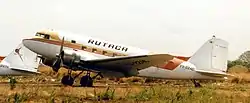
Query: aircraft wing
78,54,174,76
0,43,41,75
195,69,235,77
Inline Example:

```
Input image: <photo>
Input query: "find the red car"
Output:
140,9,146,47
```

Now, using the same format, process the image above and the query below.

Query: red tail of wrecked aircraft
0,56,5,62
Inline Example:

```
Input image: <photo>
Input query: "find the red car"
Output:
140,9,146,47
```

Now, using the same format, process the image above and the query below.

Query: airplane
0,43,40,76
22,29,232,87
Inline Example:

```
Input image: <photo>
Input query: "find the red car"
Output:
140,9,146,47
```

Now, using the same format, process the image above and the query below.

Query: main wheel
80,76,93,87
61,75,74,86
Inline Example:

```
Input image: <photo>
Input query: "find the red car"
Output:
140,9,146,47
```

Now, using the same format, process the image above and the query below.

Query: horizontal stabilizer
196,69,234,77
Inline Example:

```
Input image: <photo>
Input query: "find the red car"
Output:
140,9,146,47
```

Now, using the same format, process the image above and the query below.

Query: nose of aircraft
22,39,39,54
22,38,58,58
23,39,32,50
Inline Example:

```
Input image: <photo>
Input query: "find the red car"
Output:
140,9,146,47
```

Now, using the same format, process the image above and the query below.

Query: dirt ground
0,76,249,103
0,67,250,103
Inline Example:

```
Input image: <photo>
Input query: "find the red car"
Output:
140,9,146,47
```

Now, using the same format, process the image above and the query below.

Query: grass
2,82,250,103
0,66,250,102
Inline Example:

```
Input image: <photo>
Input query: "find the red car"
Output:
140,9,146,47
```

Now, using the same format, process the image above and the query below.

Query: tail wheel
61,75,74,86
80,76,93,87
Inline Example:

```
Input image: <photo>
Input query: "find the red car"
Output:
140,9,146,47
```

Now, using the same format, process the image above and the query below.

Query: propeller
52,37,65,72
36,54,44,64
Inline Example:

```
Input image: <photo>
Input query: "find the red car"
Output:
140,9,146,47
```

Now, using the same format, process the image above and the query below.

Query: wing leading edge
76,54,174,77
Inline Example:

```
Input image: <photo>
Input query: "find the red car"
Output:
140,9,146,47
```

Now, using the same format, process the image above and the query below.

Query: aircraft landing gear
80,72,93,87
80,72,103,87
61,70,74,86
191,79,202,88
60,69,103,87
61,75,74,86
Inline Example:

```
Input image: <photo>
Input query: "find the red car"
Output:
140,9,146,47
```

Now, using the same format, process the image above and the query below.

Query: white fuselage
22,33,224,80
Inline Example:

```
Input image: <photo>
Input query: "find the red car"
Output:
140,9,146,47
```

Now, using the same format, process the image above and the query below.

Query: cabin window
81,46,87,50
71,40,76,43
102,51,108,55
92,48,97,53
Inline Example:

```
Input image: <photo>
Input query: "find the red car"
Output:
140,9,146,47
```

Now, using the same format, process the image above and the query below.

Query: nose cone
22,38,43,56
23,39,34,52
22,38,58,58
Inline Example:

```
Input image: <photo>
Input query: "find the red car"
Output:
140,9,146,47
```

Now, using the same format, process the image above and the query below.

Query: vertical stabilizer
188,36,228,72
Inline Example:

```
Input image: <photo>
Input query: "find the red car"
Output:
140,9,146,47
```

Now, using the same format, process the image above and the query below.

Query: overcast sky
0,0,249,60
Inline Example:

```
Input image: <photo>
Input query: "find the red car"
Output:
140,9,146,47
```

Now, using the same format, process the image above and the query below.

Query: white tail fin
0,43,40,75
188,36,228,72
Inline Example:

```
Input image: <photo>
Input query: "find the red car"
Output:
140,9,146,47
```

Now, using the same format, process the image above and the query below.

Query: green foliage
228,60,248,69
8,77,17,90
228,50,250,69
6,93,28,103
238,51,250,63
129,87,153,101
96,86,115,101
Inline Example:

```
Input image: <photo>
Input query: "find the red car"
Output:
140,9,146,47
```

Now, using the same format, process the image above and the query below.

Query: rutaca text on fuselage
88,39,128,52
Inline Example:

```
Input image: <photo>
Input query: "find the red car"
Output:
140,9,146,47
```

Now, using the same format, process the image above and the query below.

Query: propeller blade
59,37,65,54
52,36,65,72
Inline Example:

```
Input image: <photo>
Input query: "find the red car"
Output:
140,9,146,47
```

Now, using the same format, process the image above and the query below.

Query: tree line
228,51,250,71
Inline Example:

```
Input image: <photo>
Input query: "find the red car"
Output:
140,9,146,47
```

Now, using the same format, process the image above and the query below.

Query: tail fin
0,56,4,62
188,36,228,72
0,43,40,75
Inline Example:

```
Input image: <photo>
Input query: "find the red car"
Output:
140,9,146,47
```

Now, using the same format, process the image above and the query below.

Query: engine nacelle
62,50,81,67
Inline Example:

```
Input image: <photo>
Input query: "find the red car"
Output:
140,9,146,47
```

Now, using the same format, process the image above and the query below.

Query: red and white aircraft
22,29,232,87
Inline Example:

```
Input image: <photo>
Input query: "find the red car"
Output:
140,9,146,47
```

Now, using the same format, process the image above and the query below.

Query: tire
80,76,93,87
61,75,74,86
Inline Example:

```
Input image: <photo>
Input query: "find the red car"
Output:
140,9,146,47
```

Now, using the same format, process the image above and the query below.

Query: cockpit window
35,33,50,39
44,35,50,39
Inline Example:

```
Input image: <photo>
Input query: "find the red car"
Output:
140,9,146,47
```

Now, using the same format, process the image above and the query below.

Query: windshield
35,33,50,39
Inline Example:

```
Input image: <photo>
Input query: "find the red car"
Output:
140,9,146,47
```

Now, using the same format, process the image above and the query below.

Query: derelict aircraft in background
20,29,233,87
0,44,40,76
